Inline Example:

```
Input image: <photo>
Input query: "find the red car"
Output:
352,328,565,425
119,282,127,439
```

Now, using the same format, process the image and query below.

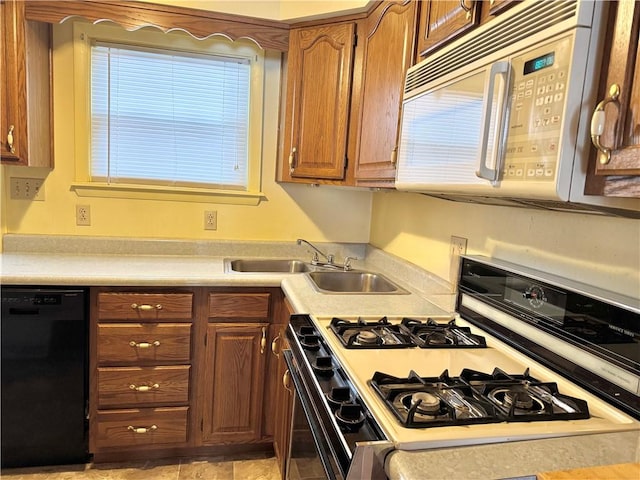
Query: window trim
72,21,266,205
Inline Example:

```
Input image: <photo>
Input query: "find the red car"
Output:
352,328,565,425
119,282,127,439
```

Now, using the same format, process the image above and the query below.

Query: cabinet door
417,0,480,57
589,0,640,196
354,0,418,185
282,23,356,181
202,322,267,444
273,331,293,478
0,0,52,167
1,0,25,163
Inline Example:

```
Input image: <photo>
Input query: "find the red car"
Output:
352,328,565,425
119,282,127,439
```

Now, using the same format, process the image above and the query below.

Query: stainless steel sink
225,258,311,273
307,271,408,294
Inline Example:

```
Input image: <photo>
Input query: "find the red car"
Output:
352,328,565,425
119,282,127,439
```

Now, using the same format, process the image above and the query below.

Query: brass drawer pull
7,125,15,154
129,340,160,348
288,147,297,174
590,83,620,165
260,327,267,354
283,370,292,392
131,303,163,311
271,333,281,358
127,424,157,434
129,383,159,392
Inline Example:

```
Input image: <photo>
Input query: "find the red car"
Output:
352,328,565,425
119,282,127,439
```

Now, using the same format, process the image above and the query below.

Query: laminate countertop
1,235,638,479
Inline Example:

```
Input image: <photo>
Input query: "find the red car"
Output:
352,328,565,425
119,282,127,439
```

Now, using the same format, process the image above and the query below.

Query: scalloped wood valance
24,0,290,51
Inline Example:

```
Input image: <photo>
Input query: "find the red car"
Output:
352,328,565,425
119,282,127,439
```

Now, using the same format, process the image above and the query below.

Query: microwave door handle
476,61,511,185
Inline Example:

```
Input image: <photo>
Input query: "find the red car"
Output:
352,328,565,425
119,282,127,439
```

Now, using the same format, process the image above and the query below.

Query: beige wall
1,20,372,244
370,191,640,298
134,0,371,21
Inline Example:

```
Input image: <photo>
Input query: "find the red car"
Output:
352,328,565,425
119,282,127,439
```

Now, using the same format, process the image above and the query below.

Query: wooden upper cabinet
281,22,356,182
416,0,480,58
353,0,418,186
586,0,640,197
1,0,52,167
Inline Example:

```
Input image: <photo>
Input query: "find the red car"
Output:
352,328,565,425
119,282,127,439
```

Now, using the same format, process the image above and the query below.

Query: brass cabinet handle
131,303,163,311
283,370,292,392
260,327,267,354
129,383,159,392
129,340,160,348
460,0,472,19
271,333,281,358
288,147,297,174
590,83,620,165
6,125,15,154
127,425,157,434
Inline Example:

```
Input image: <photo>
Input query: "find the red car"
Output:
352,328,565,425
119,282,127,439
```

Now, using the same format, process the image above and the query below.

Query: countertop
1,235,638,479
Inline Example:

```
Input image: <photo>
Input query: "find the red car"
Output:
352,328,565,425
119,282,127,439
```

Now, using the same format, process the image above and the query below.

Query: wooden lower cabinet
95,407,189,449
273,298,295,478
201,322,268,444
90,287,290,460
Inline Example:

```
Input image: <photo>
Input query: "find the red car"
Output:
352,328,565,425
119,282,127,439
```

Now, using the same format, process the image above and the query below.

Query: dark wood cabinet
585,0,640,198
201,322,268,443
272,298,295,478
0,0,52,167
353,0,418,186
90,290,194,458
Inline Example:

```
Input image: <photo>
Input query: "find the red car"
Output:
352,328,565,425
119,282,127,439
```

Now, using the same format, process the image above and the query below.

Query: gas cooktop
328,316,487,349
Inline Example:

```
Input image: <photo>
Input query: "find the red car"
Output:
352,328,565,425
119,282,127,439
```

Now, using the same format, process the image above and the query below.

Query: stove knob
312,356,334,377
335,403,366,432
299,326,315,336
300,334,320,350
325,387,352,409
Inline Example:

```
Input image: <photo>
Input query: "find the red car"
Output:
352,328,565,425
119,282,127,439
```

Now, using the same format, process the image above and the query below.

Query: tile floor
0,452,282,480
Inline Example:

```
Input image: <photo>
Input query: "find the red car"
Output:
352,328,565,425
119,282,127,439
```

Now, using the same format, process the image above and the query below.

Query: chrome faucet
296,238,334,265
296,239,357,271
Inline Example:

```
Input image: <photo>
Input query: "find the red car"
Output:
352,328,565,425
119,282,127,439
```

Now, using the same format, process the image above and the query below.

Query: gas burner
400,318,487,348
370,368,590,428
329,317,415,349
398,391,443,419
418,331,454,345
370,370,499,428
488,387,545,414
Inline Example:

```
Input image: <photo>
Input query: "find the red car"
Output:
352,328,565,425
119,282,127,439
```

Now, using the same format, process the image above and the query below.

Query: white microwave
395,0,640,217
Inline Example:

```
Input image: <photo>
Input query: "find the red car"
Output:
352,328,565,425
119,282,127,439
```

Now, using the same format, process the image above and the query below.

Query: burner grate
369,367,590,428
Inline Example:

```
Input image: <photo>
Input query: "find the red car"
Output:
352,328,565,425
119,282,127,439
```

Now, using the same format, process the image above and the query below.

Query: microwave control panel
502,35,572,182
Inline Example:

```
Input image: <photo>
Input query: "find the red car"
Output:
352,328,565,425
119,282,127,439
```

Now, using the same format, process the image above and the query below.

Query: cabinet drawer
97,324,191,364
208,293,270,319
98,293,193,321
97,366,190,408
95,407,188,448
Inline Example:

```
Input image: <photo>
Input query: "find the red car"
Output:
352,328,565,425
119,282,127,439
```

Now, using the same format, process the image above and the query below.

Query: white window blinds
91,42,251,190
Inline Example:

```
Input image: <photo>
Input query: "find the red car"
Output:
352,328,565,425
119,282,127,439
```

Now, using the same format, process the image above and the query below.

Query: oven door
284,349,344,479
283,350,390,480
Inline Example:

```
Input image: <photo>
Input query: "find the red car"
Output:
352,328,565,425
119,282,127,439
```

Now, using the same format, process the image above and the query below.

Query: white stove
313,314,639,451
284,256,640,480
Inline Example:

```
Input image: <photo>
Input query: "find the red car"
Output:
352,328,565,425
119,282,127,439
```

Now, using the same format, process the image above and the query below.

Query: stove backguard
457,256,640,419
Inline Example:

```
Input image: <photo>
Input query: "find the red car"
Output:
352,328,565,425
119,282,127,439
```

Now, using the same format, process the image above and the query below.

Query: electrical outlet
449,236,468,289
76,205,91,226
10,177,45,200
204,210,217,230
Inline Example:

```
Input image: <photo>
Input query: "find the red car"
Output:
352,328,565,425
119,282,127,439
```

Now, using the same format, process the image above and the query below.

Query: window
73,23,265,203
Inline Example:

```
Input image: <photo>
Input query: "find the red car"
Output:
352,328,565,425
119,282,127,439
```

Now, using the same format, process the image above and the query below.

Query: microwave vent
405,0,579,93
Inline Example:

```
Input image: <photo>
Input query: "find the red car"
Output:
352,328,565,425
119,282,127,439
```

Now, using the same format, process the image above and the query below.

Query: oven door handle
283,350,341,480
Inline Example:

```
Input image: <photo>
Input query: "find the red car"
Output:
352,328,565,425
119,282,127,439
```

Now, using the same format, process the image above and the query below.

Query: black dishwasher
1,287,89,468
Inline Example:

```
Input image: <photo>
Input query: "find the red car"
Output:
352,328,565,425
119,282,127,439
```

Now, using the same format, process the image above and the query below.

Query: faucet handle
343,256,358,271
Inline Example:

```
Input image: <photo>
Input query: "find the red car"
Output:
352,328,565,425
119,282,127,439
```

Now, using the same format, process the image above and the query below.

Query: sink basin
225,258,311,273
307,271,408,294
